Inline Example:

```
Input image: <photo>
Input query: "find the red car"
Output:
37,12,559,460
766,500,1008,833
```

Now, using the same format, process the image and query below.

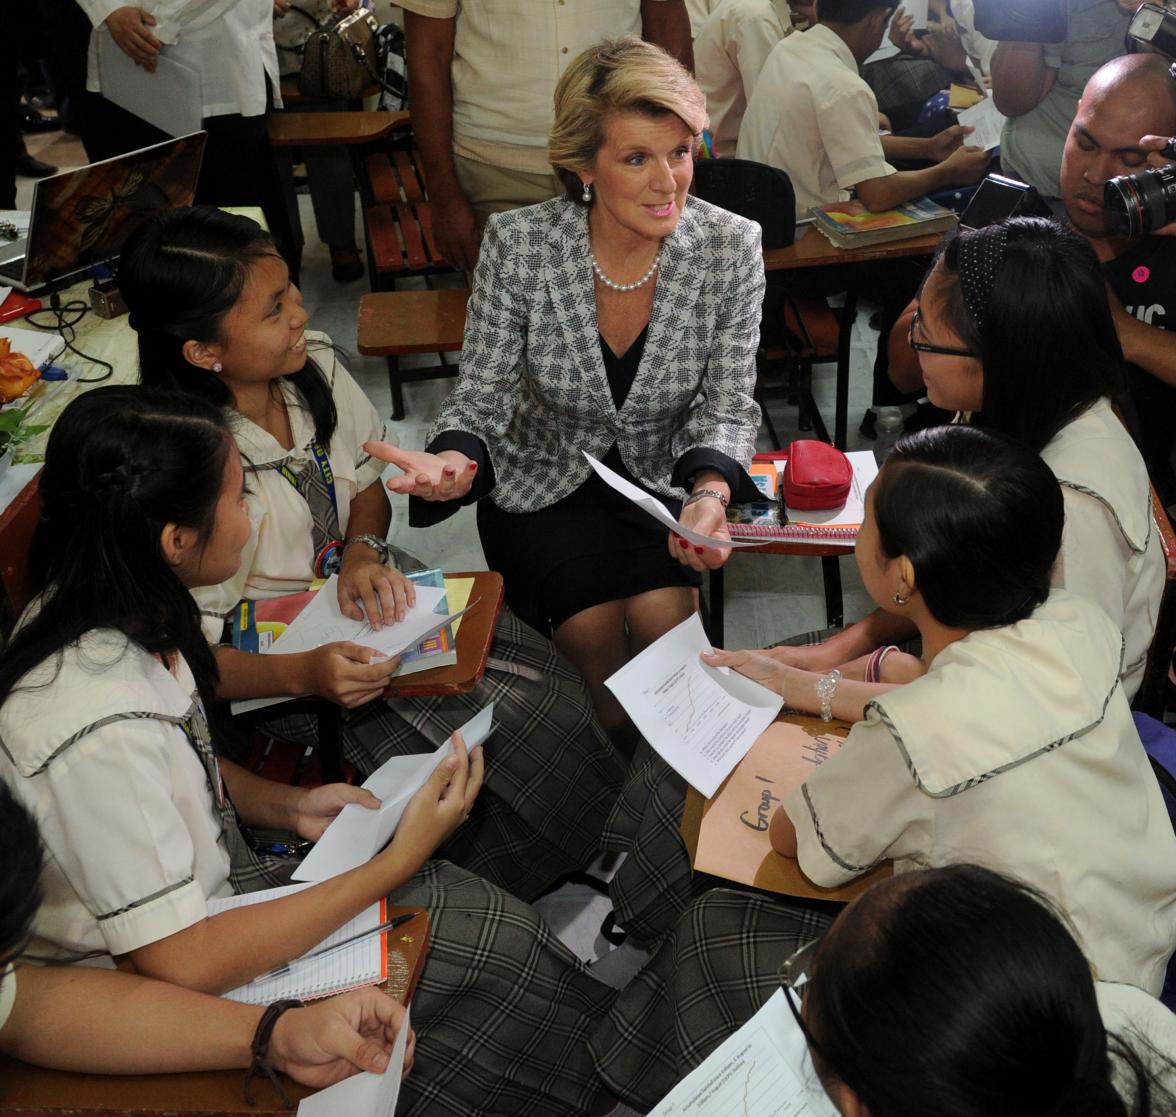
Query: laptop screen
23,131,207,290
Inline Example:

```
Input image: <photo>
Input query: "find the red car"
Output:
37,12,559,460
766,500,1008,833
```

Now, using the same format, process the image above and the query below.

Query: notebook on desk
209,882,388,1005
0,132,205,293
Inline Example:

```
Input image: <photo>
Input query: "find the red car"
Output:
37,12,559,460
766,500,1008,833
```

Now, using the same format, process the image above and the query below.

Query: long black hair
0,387,232,717
871,424,1063,629
934,217,1124,453
118,206,338,447
794,864,1173,1117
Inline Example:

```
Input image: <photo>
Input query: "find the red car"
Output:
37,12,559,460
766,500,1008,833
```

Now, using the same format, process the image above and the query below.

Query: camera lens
1105,164,1176,237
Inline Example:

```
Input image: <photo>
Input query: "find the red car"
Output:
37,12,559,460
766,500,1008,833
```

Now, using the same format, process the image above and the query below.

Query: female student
0,388,615,1116
0,781,414,1086
767,216,1164,708
798,866,1175,1116
118,206,624,903
591,424,1176,1108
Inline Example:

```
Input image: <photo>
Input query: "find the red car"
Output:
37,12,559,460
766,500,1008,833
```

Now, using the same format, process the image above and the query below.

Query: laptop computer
0,131,206,294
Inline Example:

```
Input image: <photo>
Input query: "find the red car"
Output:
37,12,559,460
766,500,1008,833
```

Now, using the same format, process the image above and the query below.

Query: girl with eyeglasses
781,865,1176,1117
590,422,1176,1110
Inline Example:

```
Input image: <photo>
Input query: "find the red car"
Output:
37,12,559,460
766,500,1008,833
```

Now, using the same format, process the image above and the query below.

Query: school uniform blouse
192,336,385,644
1040,398,1164,700
785,590,1176,997
0,632,232,964
1098,981,1176,1098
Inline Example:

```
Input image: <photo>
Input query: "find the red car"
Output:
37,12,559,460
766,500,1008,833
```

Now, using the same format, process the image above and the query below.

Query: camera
1126,2,1176,61
1105,155,1176,238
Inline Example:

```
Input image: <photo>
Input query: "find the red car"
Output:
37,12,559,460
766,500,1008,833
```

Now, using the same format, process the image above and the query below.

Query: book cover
810,196,957,248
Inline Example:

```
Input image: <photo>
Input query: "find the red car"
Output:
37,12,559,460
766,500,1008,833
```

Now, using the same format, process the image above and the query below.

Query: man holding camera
1059,53,1176,501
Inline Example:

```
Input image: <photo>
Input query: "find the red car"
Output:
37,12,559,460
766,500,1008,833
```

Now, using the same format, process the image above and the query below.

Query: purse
783,441,853,511
299,8,383,101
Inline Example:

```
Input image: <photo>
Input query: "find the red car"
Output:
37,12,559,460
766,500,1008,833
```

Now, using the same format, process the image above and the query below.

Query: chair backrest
0,482,40,636
692,158,796,250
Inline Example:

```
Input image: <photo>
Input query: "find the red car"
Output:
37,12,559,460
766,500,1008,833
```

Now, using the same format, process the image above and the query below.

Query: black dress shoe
19,107,60,135
15,152,58,178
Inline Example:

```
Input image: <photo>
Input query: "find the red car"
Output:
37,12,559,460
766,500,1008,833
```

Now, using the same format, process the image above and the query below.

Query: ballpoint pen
251,911,418,984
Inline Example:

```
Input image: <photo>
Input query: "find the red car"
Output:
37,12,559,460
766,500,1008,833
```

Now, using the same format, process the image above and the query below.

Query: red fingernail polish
678,538,689,548
695,547,705,554
468,462,478,471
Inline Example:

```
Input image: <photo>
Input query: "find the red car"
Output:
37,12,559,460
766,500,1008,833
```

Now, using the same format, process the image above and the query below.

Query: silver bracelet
343,533,392,566
684,487,730,509
816,669,842,723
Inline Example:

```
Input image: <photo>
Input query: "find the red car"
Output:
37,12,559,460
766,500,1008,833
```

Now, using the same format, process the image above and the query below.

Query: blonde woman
368,38,765,752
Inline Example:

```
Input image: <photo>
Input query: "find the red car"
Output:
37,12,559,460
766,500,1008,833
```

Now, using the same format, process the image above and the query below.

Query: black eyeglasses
908,309,978,358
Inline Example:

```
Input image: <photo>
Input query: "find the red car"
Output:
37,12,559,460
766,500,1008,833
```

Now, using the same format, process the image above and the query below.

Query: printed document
584,453,760,550
297,1007,411,1117
97,32,203,138
648,991,836,1116
605,614,783,797
293,705,495,881
957,96,1006,152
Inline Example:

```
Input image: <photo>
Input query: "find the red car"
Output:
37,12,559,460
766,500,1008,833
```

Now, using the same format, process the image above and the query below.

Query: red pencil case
783,440,852,510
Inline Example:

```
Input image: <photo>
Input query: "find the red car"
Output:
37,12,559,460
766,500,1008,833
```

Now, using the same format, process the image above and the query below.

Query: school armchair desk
0,907,429,1117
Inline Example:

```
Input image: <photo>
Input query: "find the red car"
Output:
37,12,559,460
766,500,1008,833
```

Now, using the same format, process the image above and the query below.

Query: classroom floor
17,147,886,1114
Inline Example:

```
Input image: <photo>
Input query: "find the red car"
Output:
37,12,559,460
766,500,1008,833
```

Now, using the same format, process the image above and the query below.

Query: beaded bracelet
816,669,842,723
243,998,305,1108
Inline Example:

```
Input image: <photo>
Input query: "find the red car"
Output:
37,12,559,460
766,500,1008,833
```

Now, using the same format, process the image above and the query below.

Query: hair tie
954,223,1008,331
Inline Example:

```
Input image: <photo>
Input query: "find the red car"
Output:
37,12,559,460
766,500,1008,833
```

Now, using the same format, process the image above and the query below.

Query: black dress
417,327,755,638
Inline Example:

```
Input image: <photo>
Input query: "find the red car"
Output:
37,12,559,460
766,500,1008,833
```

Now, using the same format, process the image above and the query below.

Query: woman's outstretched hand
364,442,478,501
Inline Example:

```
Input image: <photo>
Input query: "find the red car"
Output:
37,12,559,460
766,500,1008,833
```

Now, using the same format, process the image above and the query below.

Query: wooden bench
362,146,453,284
357,288,470,420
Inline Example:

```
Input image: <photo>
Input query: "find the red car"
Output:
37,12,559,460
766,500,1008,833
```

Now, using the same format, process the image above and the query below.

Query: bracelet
243,998,304,1108
344,532,392,566
684,488,730,509
816,669,842,723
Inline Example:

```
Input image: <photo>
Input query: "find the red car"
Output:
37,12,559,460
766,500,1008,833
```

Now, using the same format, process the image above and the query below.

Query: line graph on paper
647,661,746,762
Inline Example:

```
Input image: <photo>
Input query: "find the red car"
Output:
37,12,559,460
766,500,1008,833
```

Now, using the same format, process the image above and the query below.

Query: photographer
1058,54,1176,501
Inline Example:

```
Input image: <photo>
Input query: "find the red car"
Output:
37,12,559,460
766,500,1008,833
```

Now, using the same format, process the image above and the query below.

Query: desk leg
317,701,344,785
834,276,861,451
386,354,406,421
821,556,844,630
707,567,725,647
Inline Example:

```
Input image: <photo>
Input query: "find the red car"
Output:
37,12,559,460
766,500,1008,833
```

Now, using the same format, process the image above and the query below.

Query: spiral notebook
209,882,388,1005
727,451,877,544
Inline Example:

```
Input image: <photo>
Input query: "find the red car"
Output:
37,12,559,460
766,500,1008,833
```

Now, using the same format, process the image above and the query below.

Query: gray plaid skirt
589,888,834,1111
267,607,625,902
393,859,618,1115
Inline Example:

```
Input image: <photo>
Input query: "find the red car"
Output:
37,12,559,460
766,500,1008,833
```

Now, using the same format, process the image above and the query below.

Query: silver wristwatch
344,533,392,566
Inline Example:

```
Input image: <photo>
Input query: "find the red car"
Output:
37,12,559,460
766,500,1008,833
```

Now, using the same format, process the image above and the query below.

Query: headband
954,223,1008,332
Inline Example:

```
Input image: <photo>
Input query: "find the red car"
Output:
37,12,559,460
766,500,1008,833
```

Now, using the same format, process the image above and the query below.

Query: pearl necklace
590,246,662,293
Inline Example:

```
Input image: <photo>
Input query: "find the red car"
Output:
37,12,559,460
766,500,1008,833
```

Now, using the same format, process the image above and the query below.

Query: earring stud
582,181,592,203
212,362,223,373
893,591,909,606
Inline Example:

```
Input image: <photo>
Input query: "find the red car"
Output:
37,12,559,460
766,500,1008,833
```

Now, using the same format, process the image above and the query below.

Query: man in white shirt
397,0,693,273
738,0,989,218
695,0,793,157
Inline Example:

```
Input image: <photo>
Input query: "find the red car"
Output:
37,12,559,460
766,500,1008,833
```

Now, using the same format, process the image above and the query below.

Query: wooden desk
0,907,430,1117
357,289,470,357
762,226,946,451
267,110,409,149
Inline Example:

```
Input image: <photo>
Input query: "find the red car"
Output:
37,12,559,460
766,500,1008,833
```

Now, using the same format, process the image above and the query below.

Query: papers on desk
229,576,452,714
0,324,65,371
293,704,495,882
956,96,1006,152
210,883,388,1004
648,990,836,1116
297,1006,411,1117
584,453,761,550
605,614,783,797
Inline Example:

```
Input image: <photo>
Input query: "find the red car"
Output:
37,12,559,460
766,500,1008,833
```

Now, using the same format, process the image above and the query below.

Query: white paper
956,96,1006,152
293,704,495,882
230,577,451,714
781,450,877,527
583,453,760,550
901,0,929,28
0,325,66,370
605,614,783,797
648,991,836,1116
297,1007,411,1117
97,32,203,138
0,287,12,307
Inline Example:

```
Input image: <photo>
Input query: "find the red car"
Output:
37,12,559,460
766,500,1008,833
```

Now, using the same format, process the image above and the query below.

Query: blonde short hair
549,37,708,207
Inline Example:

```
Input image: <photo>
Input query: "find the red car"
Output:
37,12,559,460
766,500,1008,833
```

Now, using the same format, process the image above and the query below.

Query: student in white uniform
0,387,617,1116
785,866,1176,1116
593,424,1176,1108
0,781,415,1084
118,206,623,904
693,0,793,157
768,217,1165,704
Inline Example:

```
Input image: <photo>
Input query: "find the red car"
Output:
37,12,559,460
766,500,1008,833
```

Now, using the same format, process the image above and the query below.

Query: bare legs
553,586,697,763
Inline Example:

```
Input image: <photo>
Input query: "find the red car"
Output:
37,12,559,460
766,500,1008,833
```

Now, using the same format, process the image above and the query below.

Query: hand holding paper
956,96,1006,152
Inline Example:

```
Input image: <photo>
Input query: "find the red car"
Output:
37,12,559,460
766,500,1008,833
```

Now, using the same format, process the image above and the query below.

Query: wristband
816,669,842,723
243,998,304,1107
684,488,730,509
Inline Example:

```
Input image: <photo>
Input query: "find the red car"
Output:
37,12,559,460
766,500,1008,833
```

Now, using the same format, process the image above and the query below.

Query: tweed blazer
427,194,765,513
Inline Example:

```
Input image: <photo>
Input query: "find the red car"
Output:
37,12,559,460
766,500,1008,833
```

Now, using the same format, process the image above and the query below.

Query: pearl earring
212,362,224,373
582,181,592,203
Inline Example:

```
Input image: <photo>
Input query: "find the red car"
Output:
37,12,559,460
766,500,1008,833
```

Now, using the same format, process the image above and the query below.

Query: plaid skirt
267,607,625,902
588,888,835,1111
394,859,618,1115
